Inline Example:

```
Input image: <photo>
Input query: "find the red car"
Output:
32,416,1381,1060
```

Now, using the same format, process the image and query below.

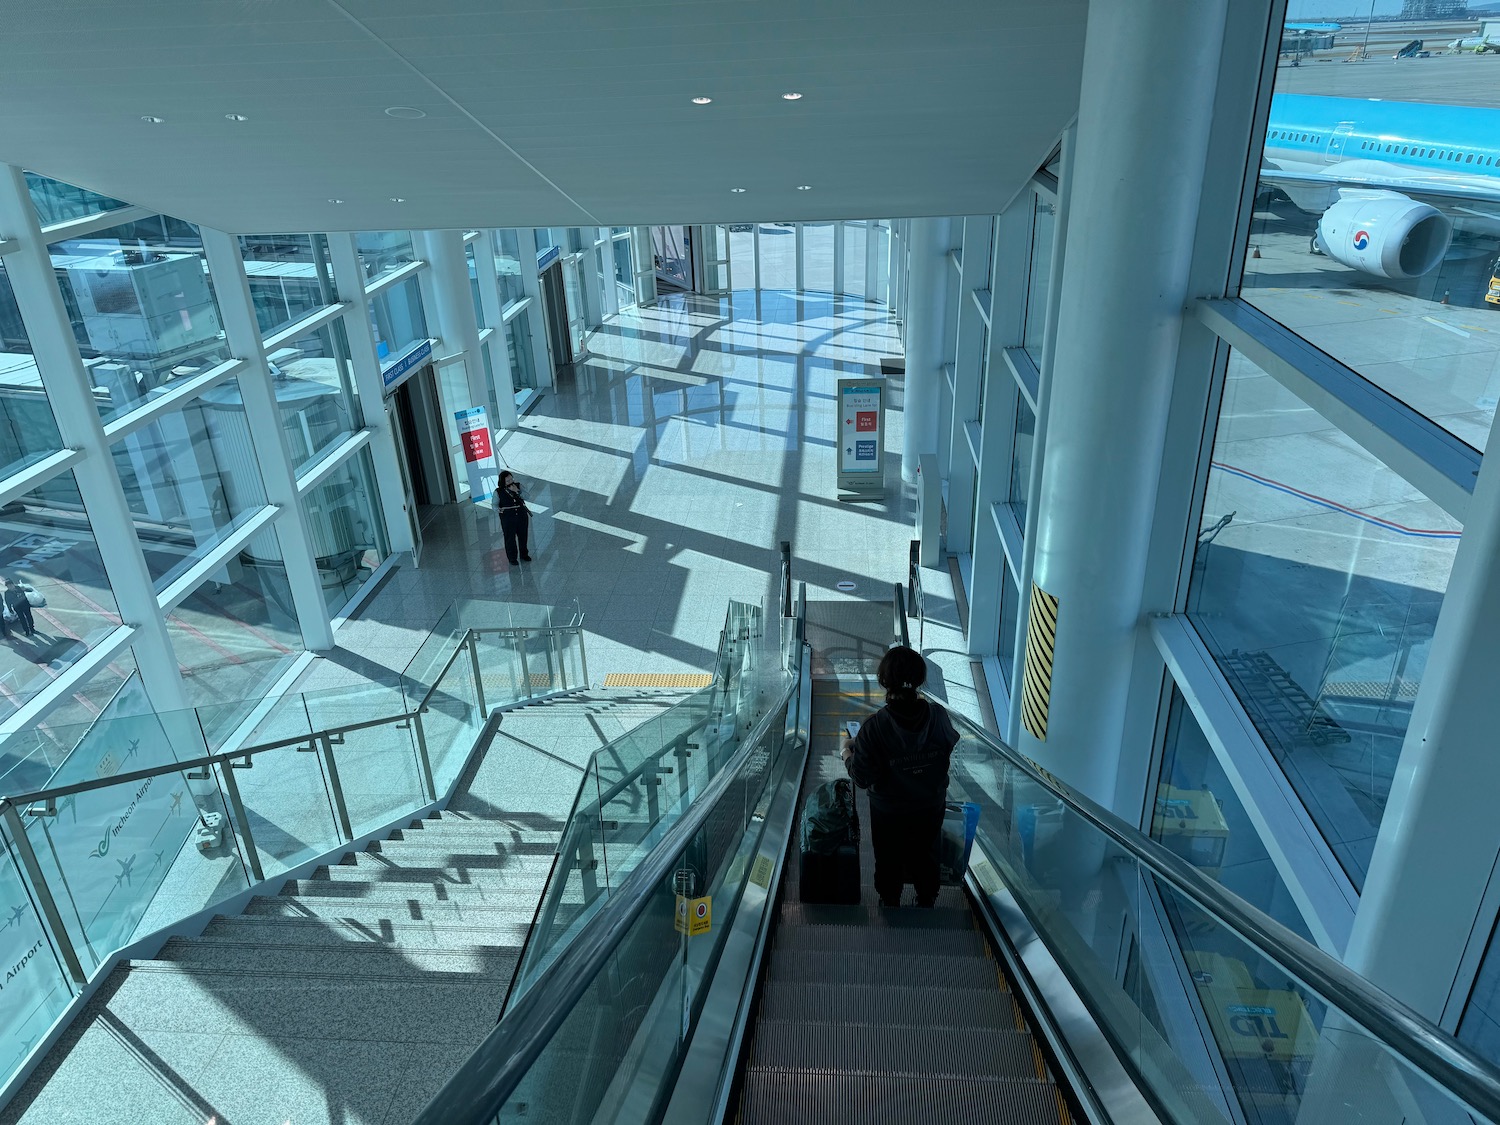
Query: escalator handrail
940,697,1500,1121
893,582,909,649
412,672,802,1125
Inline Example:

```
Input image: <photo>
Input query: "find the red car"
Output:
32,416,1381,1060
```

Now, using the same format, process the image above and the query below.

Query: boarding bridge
413,578,1500,1125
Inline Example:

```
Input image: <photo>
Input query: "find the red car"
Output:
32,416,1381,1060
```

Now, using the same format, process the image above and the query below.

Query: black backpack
800,778,860,855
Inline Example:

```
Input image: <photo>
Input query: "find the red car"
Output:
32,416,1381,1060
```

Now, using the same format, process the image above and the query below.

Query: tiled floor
295,289,987,726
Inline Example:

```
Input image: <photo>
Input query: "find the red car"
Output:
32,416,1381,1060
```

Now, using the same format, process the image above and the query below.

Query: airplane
169,790,184,815
114,854,136,888
1,904,26,932
123,738,139,762
1260,93,1500,281
1449,33,1500,54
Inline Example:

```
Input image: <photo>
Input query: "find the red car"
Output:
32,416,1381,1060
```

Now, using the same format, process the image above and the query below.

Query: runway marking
1421,316,1471,338
1213,462,1462,540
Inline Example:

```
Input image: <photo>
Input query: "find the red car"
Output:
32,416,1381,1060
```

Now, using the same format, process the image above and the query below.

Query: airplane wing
1260,166,1500,207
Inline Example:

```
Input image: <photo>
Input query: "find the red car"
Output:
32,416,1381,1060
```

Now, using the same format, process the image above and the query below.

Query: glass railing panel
474,629,528,706
0,833,74,1068
483,689,797,1123
327,720,428,842
402,604,467,713
229,742,343,881
422,647,484,797
518,766,607,987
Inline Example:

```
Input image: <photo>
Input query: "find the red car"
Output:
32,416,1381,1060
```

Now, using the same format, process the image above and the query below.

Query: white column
327,234,415,554
200,228,335,651
899,218,951,484
474,233,520,429
865,222,880,300
1022,0,1229,809
517,228,556,388
0,165,188,710
422,230,493,421
631,226,657,308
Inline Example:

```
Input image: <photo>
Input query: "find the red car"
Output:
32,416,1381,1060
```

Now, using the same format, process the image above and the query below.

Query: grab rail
940,699,1500,1123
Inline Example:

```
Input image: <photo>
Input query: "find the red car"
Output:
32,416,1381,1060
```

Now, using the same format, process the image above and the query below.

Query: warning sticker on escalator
1021,584,1059,742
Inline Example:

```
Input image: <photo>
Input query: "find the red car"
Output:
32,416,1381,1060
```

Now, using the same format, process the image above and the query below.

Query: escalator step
739,1072,1067,1125
765,949,1002,991
758,981,1021,1030
749,1021,1041,1078
778,902,975,931
774,923,987,958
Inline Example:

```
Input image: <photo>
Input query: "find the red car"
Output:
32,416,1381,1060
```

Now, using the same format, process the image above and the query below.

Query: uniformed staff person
495,470,533,566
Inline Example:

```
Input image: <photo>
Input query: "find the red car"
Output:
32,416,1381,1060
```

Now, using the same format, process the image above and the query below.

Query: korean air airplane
1261,93,1500,279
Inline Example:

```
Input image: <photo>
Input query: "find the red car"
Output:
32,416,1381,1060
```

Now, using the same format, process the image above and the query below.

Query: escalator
415,589,1500,1125
733,677,1075,1123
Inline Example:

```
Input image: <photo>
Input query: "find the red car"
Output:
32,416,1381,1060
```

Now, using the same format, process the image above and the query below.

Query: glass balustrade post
518,636,534,700
0,804,85,986
410,710,438,802
643,763,661,827
216,763,266,884
576,628,589,689
466,630,487,718
317,734,356,842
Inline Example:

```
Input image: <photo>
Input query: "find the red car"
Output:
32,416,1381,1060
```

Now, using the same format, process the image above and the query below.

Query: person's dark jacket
495,484,528,518
846,698,958,811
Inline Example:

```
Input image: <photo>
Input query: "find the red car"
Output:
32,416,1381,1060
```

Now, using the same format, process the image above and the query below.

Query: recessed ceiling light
730,187,747,193
225,113,249,122
140,115,165,124
327,198,345,204
389,197,406,203
692,96,712,105
385,106,427,119
781,92,804,101
796,185,812,191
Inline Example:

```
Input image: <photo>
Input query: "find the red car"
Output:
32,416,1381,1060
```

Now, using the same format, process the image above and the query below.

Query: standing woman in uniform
495,471,532,565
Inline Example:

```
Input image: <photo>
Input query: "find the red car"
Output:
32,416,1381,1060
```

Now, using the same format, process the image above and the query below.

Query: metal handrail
941,700,1500,1123
779,540,792,619
412,670,803,1125
892,582,909,649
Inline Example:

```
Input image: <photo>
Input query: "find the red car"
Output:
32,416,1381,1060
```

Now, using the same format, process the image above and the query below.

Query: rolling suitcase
798,778,861,904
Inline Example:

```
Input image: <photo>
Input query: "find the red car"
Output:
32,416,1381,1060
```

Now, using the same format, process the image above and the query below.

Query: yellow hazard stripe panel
602,673,715,688
1021,583,1059,742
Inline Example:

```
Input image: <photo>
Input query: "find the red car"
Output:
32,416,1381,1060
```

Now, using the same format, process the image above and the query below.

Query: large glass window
507,311,539,391
998,561,1020,692
25,173,127,226
494,229,527,307
1244,63,1500,451
873,221,891,304
757,224,797,290
1009,397,1036,529
652,226,691,289
842,221,868,298
356,231,415,284
0,471,124,721
369,275,428,365
47,217,231,424
802,223,835,292
1024,195,1056,363
300,448,386,613
467,242,486,329
613,235,635,309
0,265,66,480
1189,350,1460,888
263,322,359,473
975,326,990,424
240,234,337,337
109,384,272,589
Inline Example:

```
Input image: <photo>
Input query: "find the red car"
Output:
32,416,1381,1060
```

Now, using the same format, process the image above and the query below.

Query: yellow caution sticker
675,894,712,936
1021,584,1059,742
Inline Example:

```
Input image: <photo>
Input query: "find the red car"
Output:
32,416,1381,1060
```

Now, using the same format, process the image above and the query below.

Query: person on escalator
840,645,958,908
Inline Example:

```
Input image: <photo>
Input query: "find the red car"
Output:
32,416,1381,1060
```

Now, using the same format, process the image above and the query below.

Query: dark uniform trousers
868,801,945,907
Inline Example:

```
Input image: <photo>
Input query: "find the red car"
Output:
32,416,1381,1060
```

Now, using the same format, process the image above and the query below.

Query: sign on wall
455,406,500,503
836,378,886,498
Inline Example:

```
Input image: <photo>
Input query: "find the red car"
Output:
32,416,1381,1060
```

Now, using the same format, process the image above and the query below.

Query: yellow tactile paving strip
602,673,715,688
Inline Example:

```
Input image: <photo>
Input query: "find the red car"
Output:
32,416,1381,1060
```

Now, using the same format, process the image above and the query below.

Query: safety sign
674,894,712,936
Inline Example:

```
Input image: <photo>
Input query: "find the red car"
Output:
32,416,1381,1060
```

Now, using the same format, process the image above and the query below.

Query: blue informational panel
836,377,886,496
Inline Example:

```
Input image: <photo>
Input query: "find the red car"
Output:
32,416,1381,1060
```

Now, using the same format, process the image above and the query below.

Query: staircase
734,678,1074,1125
0,687,697,1125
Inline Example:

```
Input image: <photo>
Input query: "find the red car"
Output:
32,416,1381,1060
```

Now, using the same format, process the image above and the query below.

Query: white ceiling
0,0,1086,235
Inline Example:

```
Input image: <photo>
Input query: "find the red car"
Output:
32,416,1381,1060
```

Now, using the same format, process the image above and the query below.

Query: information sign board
454,406,500,503
836,377,886,497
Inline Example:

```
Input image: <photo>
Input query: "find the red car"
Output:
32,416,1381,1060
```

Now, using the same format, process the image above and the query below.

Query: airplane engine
1315,189,1452,279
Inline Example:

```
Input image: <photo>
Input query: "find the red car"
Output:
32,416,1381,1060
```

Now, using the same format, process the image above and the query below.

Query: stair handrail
938,699,1500,1123
412,668,803,1125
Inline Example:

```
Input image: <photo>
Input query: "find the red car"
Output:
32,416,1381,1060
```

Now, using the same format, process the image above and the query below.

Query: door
388,395,424,566
1326,122,1356,164
541,261,573,366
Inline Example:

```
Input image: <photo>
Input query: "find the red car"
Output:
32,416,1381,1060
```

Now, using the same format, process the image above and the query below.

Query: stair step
738,1072,1066,1125
277,876,550,906
367,837,559,859
153,936,518,977
765,950,1002,991
777,903,975,931
307,854,555,884
749,1021,1040,1079
757,982,1019,1030
392,821,562,843
245,893,541,927
202,913,533,948
105,963,505,1044
774,923,987,959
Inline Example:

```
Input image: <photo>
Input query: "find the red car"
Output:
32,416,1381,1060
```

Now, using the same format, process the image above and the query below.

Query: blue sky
1288,1,1439,16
